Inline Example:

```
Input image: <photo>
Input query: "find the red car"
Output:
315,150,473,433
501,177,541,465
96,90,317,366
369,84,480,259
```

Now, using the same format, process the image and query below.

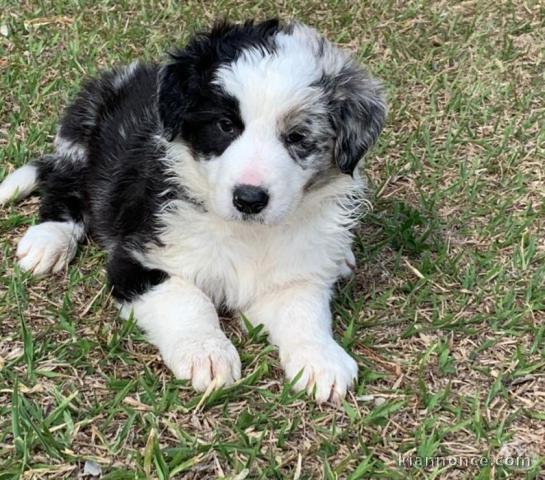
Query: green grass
1,1,544,478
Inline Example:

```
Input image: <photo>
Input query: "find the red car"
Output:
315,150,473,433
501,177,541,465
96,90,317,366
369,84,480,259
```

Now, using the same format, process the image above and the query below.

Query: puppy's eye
286,131,306,144
217,118,235,134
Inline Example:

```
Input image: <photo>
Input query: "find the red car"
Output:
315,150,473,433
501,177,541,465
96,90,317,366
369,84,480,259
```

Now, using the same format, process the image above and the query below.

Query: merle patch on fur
317,64,387,175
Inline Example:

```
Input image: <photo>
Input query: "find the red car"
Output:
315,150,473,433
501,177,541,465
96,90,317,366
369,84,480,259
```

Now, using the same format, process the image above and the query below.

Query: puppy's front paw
163,330,241,392
281,340,358,404
339,248,356,279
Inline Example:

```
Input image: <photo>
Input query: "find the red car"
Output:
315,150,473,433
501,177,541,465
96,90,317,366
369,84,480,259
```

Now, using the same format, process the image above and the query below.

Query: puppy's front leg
244,283,357,404
119,275,241,391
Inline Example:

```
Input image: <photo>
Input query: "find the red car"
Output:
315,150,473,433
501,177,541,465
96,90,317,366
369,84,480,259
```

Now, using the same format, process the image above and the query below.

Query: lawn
1,1,544,478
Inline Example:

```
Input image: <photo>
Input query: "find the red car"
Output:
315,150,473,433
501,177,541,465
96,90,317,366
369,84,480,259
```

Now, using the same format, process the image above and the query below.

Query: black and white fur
0,20,386,403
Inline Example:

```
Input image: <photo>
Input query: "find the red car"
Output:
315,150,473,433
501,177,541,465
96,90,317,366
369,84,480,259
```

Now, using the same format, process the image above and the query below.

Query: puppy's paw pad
282,340,358,404
16,222,80,276
165,332,241,392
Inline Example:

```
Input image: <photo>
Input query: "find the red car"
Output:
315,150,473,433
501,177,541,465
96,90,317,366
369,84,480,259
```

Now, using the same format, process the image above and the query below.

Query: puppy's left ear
327,63,387,175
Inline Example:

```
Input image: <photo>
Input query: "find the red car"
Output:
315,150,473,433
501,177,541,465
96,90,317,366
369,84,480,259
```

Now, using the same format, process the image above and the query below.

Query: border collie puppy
0,19,386,403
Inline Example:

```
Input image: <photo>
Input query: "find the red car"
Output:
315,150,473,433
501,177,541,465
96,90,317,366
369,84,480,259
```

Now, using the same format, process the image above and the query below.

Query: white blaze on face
199,25,344,224
238,168,263,186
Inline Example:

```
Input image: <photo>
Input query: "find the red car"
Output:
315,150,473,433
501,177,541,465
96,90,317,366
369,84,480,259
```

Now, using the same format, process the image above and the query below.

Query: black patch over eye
286,131,307,144
217,118,235,134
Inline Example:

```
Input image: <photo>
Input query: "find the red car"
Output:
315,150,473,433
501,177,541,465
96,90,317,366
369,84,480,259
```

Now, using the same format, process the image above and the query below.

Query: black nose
233,185,269,214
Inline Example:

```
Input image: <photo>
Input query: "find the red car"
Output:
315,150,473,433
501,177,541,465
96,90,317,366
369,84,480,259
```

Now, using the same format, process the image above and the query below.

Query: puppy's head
159,19,386,224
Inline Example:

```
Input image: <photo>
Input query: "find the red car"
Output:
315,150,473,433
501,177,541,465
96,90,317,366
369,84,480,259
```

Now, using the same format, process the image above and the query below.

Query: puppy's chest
142,210,348,309
149,227,276,308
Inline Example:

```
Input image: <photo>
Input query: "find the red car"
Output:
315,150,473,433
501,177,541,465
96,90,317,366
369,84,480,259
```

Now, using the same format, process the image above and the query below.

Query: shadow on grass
340,193,447,300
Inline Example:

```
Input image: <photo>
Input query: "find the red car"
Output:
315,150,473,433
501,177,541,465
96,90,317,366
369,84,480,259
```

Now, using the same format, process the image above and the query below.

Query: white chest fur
137,177,363,310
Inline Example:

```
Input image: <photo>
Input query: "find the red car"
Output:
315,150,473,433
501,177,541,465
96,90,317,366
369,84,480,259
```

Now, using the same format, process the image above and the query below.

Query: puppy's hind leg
16,155,87,276
0,164,39,205
17,221,84,276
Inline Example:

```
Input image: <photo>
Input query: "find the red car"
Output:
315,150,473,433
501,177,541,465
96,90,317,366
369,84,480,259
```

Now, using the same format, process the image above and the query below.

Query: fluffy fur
1,19,386,403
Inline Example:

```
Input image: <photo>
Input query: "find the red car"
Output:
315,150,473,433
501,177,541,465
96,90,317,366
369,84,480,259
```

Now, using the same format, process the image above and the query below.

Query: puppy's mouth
238,212,267,224
228,198,271,225
223,208,274,225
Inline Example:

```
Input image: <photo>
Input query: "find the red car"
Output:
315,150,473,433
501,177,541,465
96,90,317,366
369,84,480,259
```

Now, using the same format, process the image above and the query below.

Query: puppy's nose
233,185,269,214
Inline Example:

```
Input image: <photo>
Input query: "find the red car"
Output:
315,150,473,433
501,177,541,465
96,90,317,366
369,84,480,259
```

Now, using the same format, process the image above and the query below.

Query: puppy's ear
158,39,211,142
158,28,217,141
326,63,387,175
158,62,189,142
158,19,282,142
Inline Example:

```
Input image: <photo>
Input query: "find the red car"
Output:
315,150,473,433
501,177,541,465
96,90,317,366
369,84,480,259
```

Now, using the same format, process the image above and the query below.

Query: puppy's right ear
158,19,282,141
158,34,211,141
157,23,232,141
158,60,191,142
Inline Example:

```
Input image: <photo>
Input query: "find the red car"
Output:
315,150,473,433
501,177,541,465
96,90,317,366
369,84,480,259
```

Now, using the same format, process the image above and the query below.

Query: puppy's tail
0,163,39,205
